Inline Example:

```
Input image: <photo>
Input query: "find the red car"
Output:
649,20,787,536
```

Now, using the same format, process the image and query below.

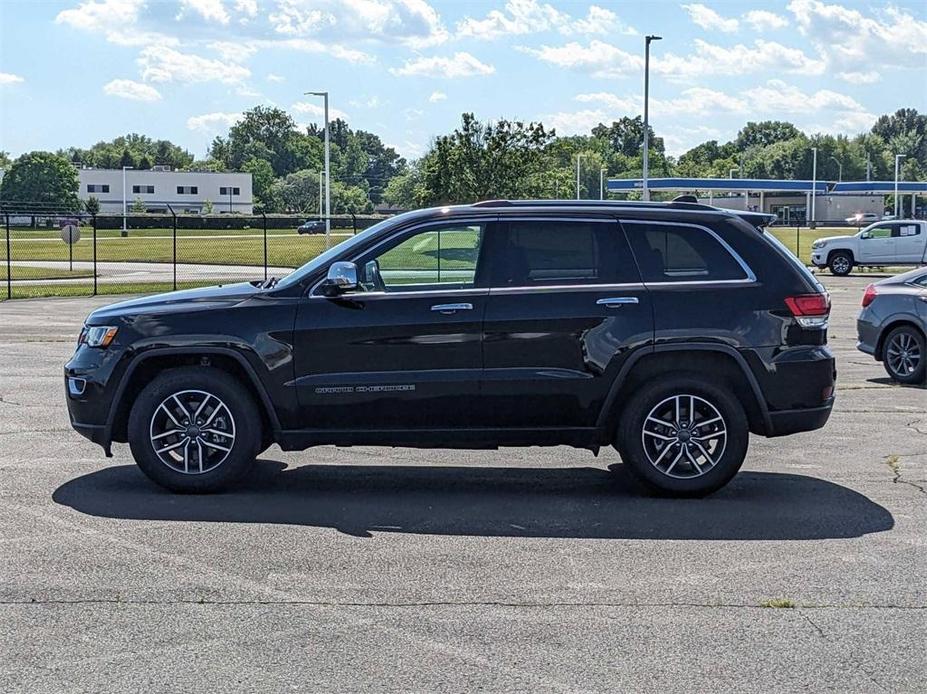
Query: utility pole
600,167,607,200
121,166,133,237
306,91,331,248
642,35,662,202
810,146,818,225
575,154,584,200
829,156,842,182
894,154,906,218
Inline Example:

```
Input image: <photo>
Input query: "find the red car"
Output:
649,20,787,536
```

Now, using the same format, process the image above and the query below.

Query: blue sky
1,0,924,161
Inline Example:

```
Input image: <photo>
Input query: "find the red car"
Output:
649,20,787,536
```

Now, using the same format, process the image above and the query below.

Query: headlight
79,325,119,348
811,240,825,249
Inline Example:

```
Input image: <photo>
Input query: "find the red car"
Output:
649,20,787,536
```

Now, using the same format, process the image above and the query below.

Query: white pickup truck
810,220,927,275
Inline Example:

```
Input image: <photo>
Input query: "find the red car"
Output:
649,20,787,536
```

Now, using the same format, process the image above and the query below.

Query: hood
87,282,262,323
813,234,855,245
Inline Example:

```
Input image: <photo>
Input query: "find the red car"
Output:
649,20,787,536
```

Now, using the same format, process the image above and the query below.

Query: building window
132,185,155,194
86,184,110,193
219,187,241,196
177,186,198,195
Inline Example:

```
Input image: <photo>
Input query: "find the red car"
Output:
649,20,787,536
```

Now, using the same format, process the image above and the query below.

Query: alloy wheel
832,256,850,274
641,394,727,479
886,332,922,378
148,389,236,475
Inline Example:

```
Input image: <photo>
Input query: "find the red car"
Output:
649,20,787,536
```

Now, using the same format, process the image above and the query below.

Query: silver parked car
857,267,927,384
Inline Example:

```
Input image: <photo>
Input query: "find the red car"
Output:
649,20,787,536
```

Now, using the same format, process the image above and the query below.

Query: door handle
431,302,473,314
596,296,640,308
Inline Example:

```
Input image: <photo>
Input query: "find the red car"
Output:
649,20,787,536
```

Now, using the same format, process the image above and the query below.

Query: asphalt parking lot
0,274,924,692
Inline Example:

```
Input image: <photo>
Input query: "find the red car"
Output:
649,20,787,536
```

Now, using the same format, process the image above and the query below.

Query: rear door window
488,220,638,286
624,222,750,282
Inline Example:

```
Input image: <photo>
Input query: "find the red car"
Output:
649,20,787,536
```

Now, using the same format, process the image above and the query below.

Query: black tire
128,367,261,493
615,374,749,497
882,326,927,385
828,251,853,276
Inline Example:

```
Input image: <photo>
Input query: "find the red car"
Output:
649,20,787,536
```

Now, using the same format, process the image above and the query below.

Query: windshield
274,217,401,289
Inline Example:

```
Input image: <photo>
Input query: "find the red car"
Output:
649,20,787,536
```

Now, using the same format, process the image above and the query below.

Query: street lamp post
810,147,818,226
228,186,233,213
306,91,331,248
642,35,662,202
829,155,842,182
122,166,133,237
729,168,738,179
318,170,323,219
575,153,584,200
895,154,906,218
600,167,607,200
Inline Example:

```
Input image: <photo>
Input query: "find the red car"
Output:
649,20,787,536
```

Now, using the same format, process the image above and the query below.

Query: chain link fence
2,212,385,301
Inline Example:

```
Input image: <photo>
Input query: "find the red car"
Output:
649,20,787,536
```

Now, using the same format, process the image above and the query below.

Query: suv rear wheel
128,367,261,493
615,375,749,497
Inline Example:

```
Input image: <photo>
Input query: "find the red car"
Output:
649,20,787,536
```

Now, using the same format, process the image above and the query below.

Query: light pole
575,153,584,200
228,186,233,213
318,170,323,219
894,154,906,218
600,167,607,200
810,147,818,226
829,155,842,182
122,165,133,237
729,167,738,179
641,35,662,202
306,90,331,248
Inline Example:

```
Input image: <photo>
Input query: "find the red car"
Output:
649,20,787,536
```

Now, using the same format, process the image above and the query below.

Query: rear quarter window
623,221,750,282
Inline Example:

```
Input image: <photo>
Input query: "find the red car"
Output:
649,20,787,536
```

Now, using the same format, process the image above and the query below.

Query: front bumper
811,250,825,267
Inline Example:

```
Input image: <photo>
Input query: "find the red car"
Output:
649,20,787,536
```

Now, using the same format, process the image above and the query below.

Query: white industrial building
77,167,253,214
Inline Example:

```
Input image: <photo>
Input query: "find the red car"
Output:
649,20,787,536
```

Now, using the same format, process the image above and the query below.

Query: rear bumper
766,399,834,437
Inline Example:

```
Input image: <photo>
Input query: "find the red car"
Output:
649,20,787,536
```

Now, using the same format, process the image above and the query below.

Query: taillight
861,284,878,308
785,293,830,329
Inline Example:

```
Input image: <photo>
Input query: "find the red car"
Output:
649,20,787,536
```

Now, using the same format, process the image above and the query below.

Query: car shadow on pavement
866,376,926,389
53,460,894,540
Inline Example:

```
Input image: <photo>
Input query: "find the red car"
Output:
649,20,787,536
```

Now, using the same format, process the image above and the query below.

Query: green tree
214,106,321,177
0,151,11,170
272,169,321,213
419,113,556,204
382,169,421,209
242,157,279,211
0,151,80,212
130,196,145,213
83,195,101,215
202,199,214,214
735,121,803,150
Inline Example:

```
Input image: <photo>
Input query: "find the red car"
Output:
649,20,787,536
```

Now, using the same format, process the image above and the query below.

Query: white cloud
291,101,350,121
0,72,24,86
540,109,611,136
269,0,448,48
103,78,162,102
457,1,635,40
428,90,447,102
266,73,286,83
836,70,880,84
682,4,739,33
138,46,251,84
55,0,177,46
655,39,825,79
349,95,383,108
575,88,748,118
260,38,374,64
390,52,495,78
743,10,788,31
187,111,243,133
787,0,927,82
742,79,867,114
520,40,641,78
208,41,257,62
177,0,229,24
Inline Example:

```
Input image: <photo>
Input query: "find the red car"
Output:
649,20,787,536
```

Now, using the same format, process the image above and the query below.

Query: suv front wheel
615,375,749,497
128,367,261,493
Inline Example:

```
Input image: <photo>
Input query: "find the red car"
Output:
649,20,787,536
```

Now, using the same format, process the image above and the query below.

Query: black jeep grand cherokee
66,199,835,497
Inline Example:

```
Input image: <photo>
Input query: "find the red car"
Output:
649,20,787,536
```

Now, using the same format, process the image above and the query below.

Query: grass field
1,265,95,281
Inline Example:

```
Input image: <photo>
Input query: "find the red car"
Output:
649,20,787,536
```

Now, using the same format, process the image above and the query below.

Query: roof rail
471,199,513,207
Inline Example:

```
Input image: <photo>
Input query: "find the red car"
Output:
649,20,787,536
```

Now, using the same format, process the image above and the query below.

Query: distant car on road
297,220,325,235
845,212,879,225
857,267,927,384
810,220,927,275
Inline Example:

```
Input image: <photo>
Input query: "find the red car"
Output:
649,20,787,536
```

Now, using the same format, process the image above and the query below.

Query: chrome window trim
308,287,490,301
489,282,646,295
620,218,757,284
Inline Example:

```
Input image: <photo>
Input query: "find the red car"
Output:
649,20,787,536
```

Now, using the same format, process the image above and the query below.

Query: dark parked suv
66,199,836,497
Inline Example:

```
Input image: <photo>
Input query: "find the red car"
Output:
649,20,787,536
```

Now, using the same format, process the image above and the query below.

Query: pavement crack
885,454,927,496
0,394,23,407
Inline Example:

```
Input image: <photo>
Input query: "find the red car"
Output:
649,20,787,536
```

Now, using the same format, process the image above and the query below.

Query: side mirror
860,231,871,240
319,261,358,297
